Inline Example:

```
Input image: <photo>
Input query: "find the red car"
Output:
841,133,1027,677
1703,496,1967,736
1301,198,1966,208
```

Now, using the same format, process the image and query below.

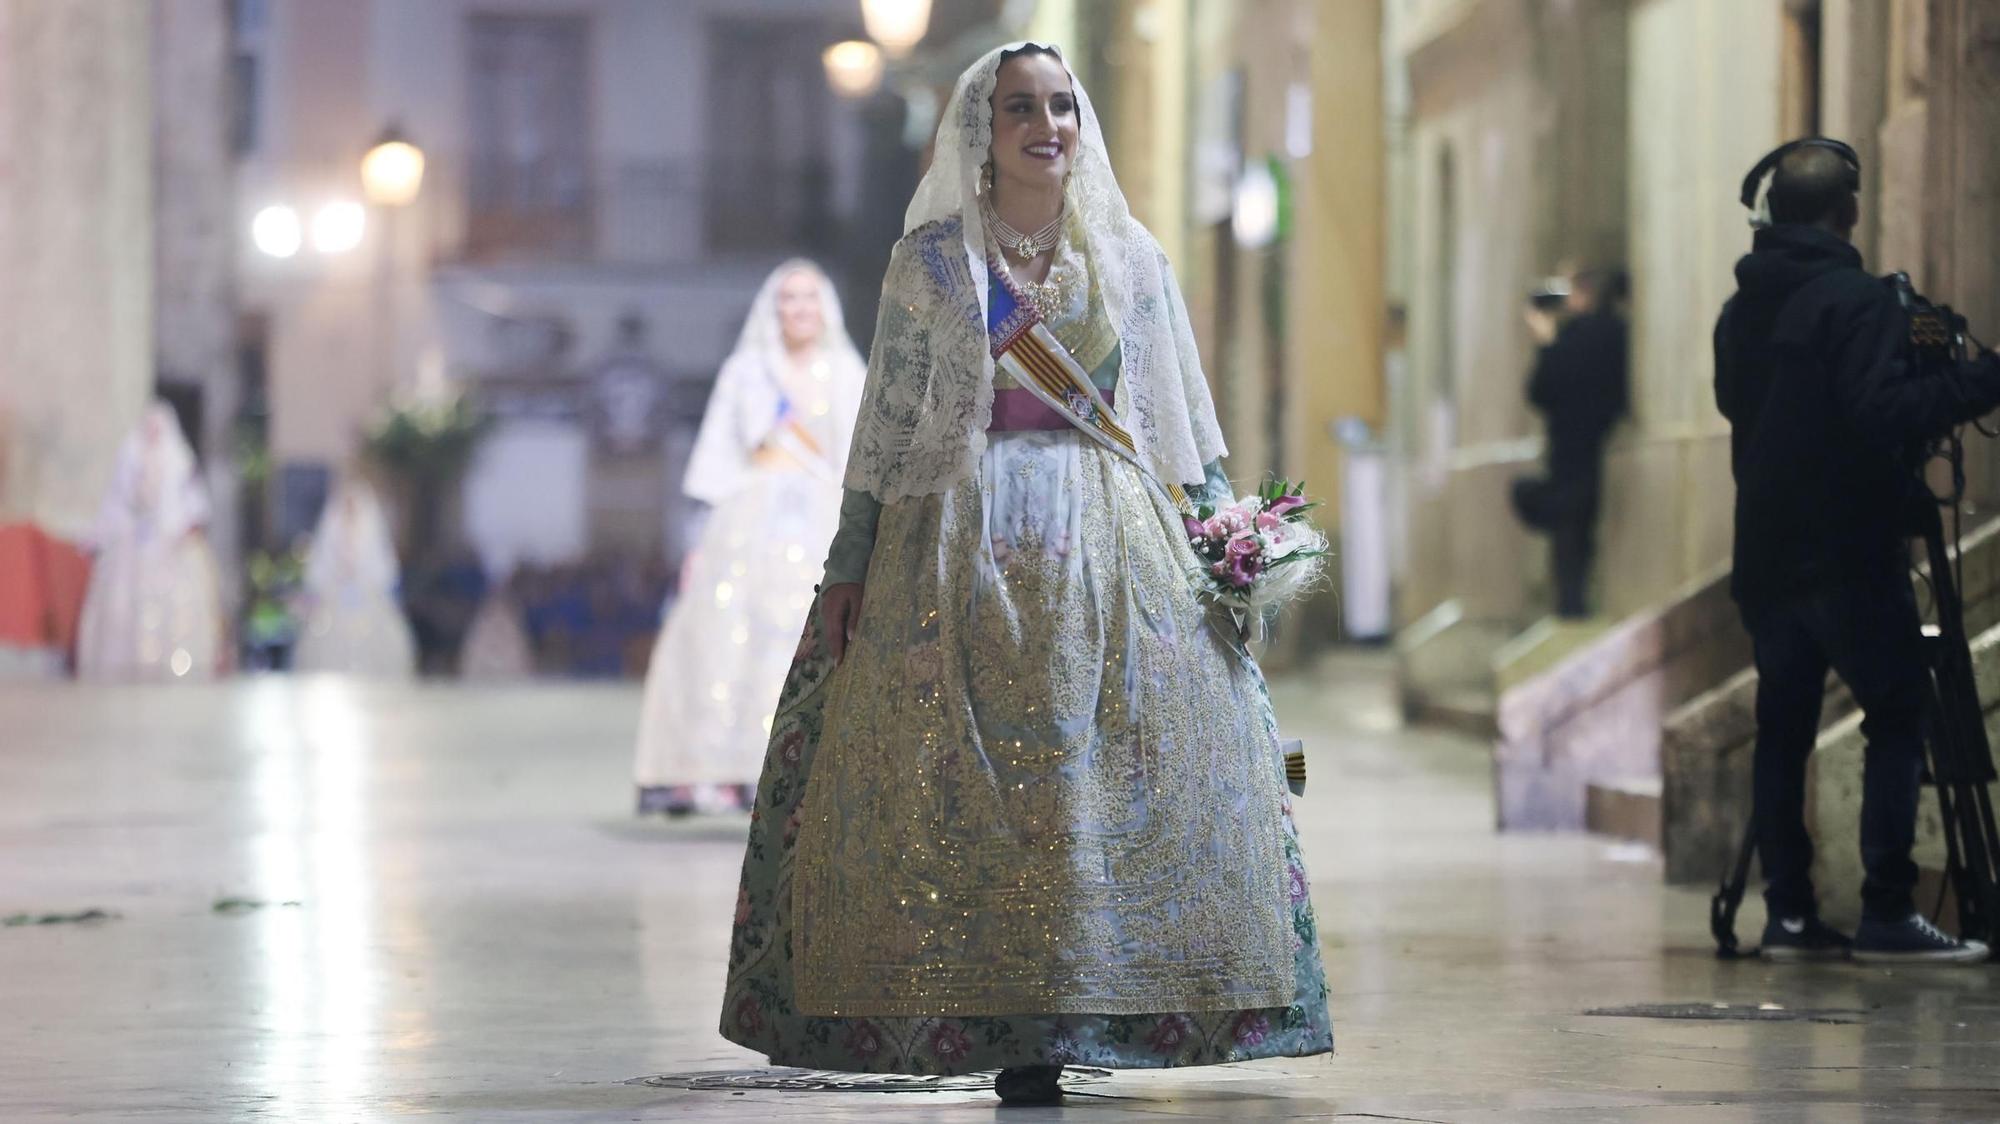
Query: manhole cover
632,1067,1114,1093
1585,1003,1865,1024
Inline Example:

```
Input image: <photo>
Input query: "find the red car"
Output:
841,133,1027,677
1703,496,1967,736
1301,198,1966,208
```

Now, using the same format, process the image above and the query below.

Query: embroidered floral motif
1231,1012,1270,1047
1145,1014,1193,1054
929,1022,974,1063
844,1021,885,1061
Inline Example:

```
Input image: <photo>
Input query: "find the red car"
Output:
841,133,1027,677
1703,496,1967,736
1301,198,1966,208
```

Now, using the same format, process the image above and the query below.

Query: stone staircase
1489,570,1751,832
1661,515,2000,887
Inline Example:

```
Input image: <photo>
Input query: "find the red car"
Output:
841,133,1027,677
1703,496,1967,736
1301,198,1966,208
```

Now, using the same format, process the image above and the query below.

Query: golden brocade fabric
793,423,1296,1017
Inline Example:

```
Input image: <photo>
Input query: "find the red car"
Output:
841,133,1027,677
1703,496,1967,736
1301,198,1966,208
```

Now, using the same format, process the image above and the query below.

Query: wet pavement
2,655,1996,1121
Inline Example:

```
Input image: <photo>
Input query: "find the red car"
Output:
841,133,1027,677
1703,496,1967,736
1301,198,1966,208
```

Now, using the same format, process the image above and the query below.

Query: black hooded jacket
1529,308,1628,485
1714,224,2000,608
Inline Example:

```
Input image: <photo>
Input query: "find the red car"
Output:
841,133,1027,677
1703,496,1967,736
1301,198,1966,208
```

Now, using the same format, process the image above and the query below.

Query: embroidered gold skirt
792,431,1297,1017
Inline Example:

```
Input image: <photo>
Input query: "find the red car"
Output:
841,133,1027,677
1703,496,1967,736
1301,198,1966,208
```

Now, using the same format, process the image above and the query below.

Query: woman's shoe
994,1065,1064,1105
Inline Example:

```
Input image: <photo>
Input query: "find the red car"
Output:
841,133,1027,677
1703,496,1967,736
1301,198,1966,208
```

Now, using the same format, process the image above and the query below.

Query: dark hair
1573,267,1630,306
998,43,1063,68
1768,145,1859,227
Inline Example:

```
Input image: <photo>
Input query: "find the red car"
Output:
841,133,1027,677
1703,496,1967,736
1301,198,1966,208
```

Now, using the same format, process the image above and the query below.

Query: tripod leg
1712,813,1759,958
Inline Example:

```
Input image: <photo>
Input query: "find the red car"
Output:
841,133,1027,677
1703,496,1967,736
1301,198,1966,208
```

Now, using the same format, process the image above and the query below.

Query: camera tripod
1711,503,2000,959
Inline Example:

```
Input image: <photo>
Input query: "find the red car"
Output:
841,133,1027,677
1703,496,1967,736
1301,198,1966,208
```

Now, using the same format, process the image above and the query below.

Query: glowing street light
311,200,366,254
823,40,885,98
252,204,303,259
360,124,425,208
861,0,932,58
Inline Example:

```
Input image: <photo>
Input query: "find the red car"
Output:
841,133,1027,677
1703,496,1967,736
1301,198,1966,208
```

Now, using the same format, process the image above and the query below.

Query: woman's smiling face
987,51,1078,199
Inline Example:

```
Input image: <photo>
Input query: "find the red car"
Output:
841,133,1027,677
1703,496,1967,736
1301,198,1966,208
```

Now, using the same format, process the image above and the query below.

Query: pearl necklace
982,199,1065,261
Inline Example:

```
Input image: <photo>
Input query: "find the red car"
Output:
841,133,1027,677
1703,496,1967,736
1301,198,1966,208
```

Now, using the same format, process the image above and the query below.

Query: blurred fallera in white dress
633,261,863,811
76,401,224,682
294,479,417,678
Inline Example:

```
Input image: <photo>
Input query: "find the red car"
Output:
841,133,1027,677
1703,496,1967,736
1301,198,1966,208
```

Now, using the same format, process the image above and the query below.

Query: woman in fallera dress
718,44,1332,1103
76,400,225,682
293,476,417,678
633,260,866,815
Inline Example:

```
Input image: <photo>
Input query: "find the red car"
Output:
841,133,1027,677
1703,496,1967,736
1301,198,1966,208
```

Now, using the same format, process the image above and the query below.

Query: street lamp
861,0,932,58
823,39,885,99
359,124,426,398
251,204,303,259
361,124,426,208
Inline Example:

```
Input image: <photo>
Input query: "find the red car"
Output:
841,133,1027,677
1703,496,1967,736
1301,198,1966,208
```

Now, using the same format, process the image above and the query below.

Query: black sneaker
1759,915,1853,962
1852,913,1990,964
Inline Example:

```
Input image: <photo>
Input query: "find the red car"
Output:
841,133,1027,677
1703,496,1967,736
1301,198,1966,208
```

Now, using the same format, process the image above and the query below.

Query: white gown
633,261,863,808
76,402,224,682
293,480,417,678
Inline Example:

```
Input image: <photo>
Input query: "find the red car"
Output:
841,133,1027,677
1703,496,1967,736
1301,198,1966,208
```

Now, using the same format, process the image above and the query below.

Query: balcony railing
458,156,836,265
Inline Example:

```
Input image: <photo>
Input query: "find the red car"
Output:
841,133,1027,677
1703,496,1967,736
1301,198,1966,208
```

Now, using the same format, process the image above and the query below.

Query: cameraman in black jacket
1715,140,2000,963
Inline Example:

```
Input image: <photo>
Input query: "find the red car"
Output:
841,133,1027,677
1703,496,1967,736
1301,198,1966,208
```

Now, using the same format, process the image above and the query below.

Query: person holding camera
1715,138,2000,962
1512,267,1629,619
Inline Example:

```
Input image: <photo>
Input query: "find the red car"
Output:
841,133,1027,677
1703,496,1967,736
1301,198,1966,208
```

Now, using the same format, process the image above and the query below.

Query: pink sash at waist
988,385,1117,433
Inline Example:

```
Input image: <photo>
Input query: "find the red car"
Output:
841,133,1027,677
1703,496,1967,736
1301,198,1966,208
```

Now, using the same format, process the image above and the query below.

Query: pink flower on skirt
733,886,752,926
844,1020,885,1061
1232,1012,1270,1047
928,1021,973,1063
1286,861,1310,905
1145,1014,1193,1054
777,729,805,768
782,806,803,847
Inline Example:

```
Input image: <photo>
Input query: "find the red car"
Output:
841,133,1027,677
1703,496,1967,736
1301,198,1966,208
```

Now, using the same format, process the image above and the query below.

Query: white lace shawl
843,42,1226,502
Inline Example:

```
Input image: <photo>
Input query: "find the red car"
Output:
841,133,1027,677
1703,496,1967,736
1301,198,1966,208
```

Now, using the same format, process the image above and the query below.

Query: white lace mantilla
843,42,1225,502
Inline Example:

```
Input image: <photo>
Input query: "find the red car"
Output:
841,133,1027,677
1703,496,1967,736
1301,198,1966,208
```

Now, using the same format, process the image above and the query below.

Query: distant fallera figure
294,477,417,679
631,260,865,815
1511,267,1629,619
76,400,225,681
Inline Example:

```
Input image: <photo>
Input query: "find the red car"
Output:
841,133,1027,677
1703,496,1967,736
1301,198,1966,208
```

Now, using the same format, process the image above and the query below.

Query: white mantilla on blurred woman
76,401,224,681
633,260,865,815
294,477,416,678
718,44,1331,1102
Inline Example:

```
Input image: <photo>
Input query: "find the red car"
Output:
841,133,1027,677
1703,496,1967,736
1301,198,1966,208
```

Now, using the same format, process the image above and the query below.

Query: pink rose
1225,534,1260,559
1255,511,1282,531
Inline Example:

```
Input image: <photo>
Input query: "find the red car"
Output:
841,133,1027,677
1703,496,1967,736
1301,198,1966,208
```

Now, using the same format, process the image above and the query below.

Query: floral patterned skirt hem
717,483,1334,1078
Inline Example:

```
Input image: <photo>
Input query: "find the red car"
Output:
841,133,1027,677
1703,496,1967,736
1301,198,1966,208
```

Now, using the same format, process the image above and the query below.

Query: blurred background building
3,0,1999,877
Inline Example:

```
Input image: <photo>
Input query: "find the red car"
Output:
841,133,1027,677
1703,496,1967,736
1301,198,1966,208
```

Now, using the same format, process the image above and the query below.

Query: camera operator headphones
1739,136,1862,229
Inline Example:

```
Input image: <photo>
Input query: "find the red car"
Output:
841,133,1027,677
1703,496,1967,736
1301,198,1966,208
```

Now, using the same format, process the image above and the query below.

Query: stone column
0,0,155,537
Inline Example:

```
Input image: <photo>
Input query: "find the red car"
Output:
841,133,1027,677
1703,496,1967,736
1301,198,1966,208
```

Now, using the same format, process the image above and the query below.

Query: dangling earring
979,160,995,197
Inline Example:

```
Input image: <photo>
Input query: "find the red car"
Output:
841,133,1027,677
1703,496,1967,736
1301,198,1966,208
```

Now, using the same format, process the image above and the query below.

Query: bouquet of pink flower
1182,480,1328,616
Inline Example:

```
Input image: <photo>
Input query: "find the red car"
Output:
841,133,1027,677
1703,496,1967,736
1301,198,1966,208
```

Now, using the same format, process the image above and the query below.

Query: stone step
1585,776,1663,848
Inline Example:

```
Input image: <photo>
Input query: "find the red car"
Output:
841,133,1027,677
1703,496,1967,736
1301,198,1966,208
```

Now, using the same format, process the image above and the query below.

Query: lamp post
360,123,426,397
822,39,885,99
860,0,932,58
